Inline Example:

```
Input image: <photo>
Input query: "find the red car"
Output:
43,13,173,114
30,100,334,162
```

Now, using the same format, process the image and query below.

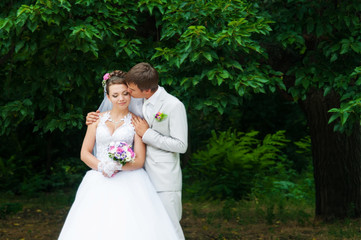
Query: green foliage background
1,1,361,219
0,0,285,195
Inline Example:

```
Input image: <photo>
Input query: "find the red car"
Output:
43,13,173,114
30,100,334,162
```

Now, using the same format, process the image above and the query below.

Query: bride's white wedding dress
58,112,179,239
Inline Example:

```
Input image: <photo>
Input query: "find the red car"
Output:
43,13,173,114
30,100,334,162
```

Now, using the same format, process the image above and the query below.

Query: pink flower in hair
103,73,110,81
102,73,110,89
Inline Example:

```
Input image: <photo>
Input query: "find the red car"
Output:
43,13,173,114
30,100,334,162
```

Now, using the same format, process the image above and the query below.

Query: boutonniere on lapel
155,112,167,122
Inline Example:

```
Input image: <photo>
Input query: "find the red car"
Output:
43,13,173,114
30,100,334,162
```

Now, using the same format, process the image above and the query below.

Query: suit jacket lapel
148,88,167,127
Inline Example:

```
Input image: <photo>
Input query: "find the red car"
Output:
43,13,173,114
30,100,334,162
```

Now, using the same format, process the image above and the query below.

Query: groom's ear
141,88,153,99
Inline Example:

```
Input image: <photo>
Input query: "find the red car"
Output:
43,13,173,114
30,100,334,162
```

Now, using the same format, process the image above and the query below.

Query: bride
58,71,179,239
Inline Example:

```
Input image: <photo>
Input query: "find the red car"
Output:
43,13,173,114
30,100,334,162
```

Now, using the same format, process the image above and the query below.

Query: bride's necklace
108,112,127,124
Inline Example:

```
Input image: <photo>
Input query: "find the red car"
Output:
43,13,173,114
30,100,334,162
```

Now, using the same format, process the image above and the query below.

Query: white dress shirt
142,86,162,123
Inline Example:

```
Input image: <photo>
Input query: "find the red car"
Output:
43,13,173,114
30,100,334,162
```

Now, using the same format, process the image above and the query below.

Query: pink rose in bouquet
108,141,135,165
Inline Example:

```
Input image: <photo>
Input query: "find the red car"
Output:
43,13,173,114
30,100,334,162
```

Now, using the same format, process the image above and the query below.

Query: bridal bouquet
108,141,135,165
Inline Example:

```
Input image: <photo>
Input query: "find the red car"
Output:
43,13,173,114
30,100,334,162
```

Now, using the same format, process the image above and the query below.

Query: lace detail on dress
95,112,135,163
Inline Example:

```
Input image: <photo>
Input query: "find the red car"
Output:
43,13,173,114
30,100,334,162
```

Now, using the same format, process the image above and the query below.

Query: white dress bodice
95,112,134,162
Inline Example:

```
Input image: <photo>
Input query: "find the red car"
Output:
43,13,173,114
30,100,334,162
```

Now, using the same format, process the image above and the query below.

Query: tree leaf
203,52,213,62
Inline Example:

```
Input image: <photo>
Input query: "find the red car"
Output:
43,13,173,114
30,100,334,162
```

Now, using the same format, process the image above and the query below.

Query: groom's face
127,83,147,98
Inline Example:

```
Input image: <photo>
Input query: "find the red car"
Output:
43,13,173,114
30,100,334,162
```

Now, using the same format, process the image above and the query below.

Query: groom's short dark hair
125,62,158,92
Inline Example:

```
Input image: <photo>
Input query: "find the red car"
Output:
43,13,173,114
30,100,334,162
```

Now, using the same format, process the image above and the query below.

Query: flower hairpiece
102,73,110,88
155,112,167,122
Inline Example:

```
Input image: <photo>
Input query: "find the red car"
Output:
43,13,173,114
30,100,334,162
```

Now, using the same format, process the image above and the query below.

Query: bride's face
107,84,131,109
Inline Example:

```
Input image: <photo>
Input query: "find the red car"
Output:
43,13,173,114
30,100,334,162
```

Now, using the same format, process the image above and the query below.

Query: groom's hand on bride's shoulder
86,110,100,125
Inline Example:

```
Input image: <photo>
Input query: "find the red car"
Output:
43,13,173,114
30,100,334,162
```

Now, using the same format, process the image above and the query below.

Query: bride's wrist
97,161,105,172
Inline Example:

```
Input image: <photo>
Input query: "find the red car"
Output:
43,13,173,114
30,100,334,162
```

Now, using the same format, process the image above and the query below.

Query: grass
182,198,360,239
0,191,360,240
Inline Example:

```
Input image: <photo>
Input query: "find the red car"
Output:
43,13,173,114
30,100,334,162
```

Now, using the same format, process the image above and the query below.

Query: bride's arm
122,134,146,171
80,120,100,170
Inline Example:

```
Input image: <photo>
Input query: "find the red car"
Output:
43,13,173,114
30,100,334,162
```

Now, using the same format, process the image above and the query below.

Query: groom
86,62,187,240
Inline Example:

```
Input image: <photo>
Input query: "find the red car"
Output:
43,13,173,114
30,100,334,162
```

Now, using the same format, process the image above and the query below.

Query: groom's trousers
158,191,185,240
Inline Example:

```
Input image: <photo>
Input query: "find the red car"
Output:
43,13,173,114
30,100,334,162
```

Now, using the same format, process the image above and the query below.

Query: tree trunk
302,89,361,220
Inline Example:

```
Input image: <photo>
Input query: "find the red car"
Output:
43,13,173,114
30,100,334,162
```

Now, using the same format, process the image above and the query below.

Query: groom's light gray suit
141,86,187,240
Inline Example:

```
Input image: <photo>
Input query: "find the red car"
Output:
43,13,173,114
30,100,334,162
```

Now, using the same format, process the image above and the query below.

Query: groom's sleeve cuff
142,128,153,143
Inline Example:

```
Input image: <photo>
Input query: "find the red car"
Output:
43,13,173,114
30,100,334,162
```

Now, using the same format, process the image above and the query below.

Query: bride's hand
102,171,120,177
99,161,122,178
86,110,100,125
